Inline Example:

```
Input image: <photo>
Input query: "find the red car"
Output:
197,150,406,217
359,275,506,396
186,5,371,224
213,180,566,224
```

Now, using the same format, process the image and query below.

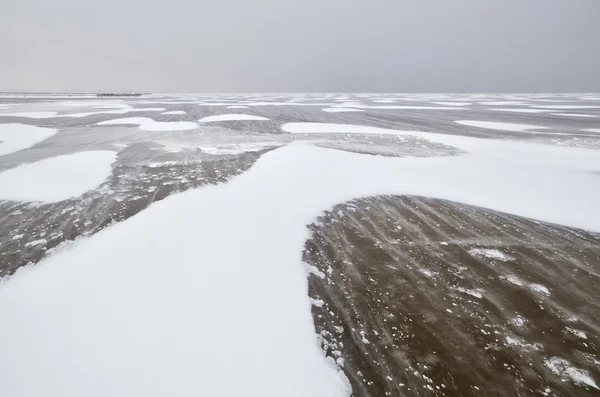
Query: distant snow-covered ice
97,117,198,131
199,114,270,122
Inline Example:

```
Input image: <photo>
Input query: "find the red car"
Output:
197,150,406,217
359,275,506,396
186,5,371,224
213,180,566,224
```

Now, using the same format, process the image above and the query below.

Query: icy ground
0,93,599,397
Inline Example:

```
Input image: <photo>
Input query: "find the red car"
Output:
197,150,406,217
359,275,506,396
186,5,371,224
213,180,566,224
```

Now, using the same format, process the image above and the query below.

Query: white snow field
0,151,116,203
0,123,57,156
97,117,198,131
455,120,547,133
198,114,270,122
1,122,600,396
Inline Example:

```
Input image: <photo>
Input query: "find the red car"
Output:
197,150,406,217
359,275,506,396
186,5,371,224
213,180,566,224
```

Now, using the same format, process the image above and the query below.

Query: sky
1,0,599,93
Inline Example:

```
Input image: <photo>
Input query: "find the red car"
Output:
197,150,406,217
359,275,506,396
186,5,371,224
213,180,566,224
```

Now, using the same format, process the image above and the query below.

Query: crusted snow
0,123,57,156
0,151,117,203
97,117,198,131
199,114,270,122
1,122,600,396
455,120,547,132
544,357,598,389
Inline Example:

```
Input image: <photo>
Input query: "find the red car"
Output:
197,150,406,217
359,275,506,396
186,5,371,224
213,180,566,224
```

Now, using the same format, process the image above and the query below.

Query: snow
469,248,512,261
161,110,186,115
97,117,198,131
2,121,600,396
455,120,547,132
0,151,116,203
552,113,598,118
198,114,270,122
566,328,587,339
529,283,550,296
199,143,281,155
282,123,411,136
1,111,62,119
3,108,166,119
544,357,598,389
322,108,364,113
584,128,600,134
533,105,600,109
227,105,249,109
24,239,47,248
490,108,553,113
432,102,471,106
0,123,57,156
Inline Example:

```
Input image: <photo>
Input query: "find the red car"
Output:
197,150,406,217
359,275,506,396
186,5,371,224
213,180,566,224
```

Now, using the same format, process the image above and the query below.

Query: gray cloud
1,0,599,92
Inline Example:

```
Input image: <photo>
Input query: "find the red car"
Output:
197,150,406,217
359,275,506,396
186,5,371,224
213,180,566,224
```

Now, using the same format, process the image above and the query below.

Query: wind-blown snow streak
97,117,198,131
1,124,600,397
455,120,547,132
199,114,270,122
0,123,57,156
0,151,116,203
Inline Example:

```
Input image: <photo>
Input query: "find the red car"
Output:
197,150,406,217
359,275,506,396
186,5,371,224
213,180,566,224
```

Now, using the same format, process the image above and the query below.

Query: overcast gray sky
1,0,599,92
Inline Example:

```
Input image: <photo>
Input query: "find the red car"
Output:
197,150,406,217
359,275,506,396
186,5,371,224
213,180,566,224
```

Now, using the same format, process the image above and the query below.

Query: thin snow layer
161,110,186,115
552,113,598,118
282,123,411,136
0,151,116,203
227,105,249,109
469,248,512,261
533,105,600,109
322,108,364,113
432,102,471,106
2,126,600,396
199,142,281,155
97,117,198,131
0,123,57,156
198,114,270,122
584,128,600,134
455,120,547,132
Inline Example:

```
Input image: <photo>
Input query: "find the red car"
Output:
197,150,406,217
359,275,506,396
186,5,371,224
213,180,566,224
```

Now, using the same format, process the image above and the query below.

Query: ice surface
97,117,198,131
0,123,57,156
0,151,116,203
455,120,547,132
198,114,270,122
1,119,600,396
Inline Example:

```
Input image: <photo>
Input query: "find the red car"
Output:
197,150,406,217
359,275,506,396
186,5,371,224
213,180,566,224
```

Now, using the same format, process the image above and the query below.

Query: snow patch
545,357,599,389
282,123,411,136
0,151,117,203
529,283,551,296
322,108,364,113
161,110,186,115
0,124,57,156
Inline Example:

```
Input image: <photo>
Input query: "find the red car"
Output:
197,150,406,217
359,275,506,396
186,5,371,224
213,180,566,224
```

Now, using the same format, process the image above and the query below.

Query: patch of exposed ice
199,143,281,155
0,151,117,203
97,117,198,131
0,123,57,156
322,108,364,113
469,248,512,261
198,114,269,122
545,357,599,389
161,110,186,115
456,120,547,133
